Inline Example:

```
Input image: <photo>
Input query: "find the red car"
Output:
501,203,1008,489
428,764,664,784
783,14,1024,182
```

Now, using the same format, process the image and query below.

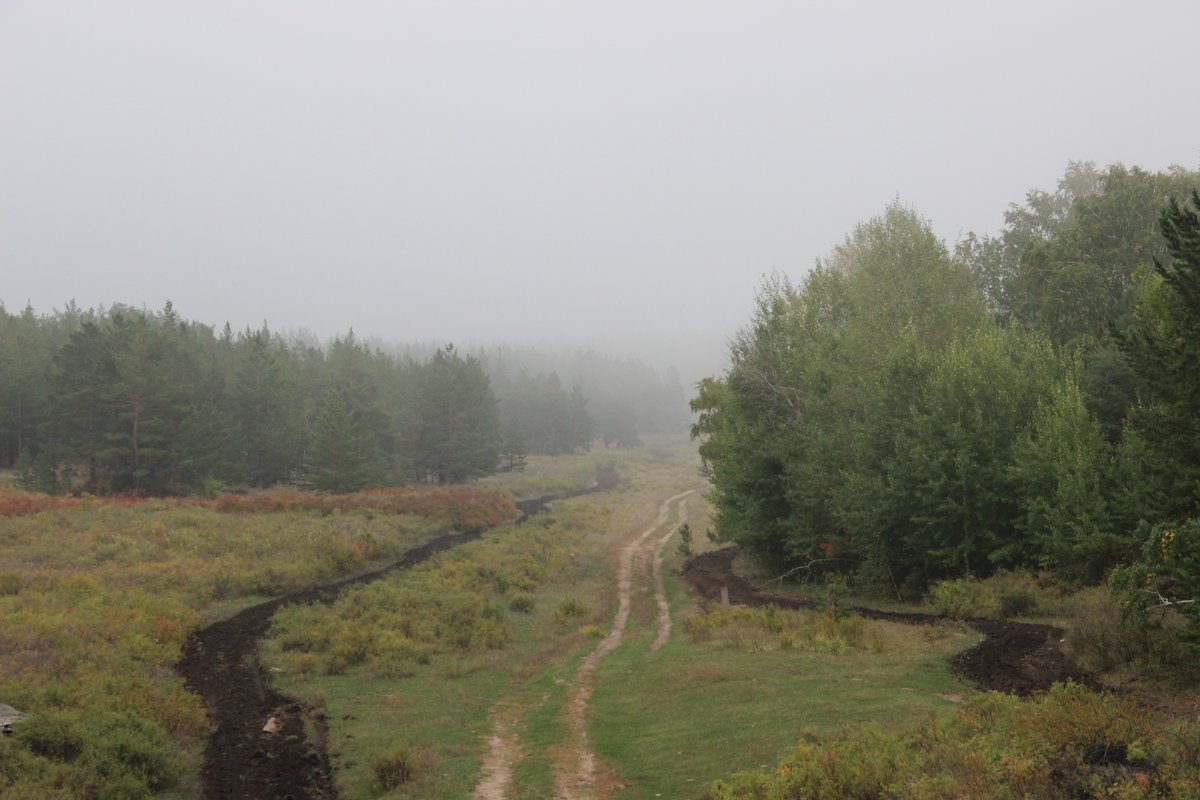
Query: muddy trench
174,468,617,800
680,547,1098,696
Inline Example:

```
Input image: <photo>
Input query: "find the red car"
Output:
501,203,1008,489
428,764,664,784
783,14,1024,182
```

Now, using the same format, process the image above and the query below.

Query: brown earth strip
680,546,1097,697
176,467,620,800
552,488,700,800
176,530,480,800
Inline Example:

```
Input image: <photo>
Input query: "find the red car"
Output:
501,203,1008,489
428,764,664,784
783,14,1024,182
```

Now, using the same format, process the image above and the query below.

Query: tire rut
176,468,620,800
551,488,701,800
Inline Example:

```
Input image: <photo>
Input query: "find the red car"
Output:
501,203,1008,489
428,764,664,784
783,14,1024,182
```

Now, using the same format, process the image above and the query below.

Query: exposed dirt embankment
176,531,480,800
681,547,1096,697
176,466,621,800
512,464,621,523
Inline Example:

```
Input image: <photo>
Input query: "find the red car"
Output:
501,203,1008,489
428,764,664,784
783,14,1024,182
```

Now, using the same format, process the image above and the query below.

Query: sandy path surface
471,487,700,800
473,702,523,800
551,488,700,800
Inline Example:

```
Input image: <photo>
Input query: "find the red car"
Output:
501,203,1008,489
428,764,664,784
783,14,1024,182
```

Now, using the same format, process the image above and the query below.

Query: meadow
0,484,515,800
4,438,1197,799
266,441,984,799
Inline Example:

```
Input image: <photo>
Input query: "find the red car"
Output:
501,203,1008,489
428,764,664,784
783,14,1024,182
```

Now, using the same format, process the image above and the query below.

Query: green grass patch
588,576,976,799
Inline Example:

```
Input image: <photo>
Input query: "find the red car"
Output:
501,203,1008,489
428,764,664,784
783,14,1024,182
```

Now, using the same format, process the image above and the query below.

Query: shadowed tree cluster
0,310,507,493
695,165,1200,607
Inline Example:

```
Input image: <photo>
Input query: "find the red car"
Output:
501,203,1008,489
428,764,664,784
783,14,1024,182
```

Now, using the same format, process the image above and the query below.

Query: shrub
371,742,418,790
927,572,1064,620
1111,518,1200,659
998,589,1038,618
17,710,84,761
0,572,21,595
705,683,1185,800
508,593,535,613
471,617,510,649
555,597,590,622
96,774,152,800
1064,586,1193,675
86,711,181,791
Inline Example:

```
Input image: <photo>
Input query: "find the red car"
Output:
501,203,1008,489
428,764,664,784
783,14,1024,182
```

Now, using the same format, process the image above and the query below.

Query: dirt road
474,488,701,800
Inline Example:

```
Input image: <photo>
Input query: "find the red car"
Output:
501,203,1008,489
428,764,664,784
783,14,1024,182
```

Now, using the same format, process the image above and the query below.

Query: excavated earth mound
176,531,479,800
681,547,1097,697
176,468,621,800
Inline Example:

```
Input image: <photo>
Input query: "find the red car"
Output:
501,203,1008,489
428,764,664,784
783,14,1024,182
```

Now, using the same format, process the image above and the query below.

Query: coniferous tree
1114,190,1200,519
307,392,381,493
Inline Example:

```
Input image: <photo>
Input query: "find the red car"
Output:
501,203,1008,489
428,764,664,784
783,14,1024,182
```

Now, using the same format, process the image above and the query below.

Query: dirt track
176,468,620,800
550,488,700,800
680,547,1096,696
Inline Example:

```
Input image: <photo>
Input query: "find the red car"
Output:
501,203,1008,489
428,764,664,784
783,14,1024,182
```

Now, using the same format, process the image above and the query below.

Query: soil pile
176,531,479,800
681,547,1096,697
176,466,621,800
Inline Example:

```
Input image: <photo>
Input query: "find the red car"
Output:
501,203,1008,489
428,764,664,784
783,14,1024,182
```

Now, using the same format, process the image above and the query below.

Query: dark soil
176,531,479,800
680,547,1097,697
512,464,620,523
175,466,621,800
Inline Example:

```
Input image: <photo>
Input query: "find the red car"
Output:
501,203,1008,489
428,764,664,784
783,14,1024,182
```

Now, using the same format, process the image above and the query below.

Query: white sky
2,1,1198,383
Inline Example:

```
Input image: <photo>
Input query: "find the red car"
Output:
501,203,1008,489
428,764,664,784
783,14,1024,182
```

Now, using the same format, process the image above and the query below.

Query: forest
0,309,687,496
692,162,1200,651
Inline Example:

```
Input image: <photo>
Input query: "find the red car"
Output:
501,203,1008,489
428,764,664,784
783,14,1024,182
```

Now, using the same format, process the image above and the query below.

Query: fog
2,1,1198,383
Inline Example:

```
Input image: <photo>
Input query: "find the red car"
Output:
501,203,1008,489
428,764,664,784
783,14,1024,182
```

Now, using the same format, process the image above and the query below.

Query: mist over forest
6,3,1200,798
0,308,688,495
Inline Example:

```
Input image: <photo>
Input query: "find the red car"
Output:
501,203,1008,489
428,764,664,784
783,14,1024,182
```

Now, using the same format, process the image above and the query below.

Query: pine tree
307,393,381,493
1115,190,1200,518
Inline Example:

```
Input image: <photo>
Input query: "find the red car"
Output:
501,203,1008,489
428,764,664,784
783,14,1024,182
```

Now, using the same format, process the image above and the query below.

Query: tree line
693,163,1200,627
0,307,667,495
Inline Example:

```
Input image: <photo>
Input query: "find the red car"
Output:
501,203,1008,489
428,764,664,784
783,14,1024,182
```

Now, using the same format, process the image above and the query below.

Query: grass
584,498,976,800
0,486,514,800
266,437,704,798
268,441,990,799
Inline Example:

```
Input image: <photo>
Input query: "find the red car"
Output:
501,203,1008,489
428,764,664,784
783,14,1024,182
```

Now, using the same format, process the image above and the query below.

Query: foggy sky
3,1,1198,383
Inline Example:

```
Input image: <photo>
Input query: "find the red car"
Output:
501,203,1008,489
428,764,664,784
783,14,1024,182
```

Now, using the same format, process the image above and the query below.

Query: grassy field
10,437,1179,799
0,485,515,800
269,438,981,799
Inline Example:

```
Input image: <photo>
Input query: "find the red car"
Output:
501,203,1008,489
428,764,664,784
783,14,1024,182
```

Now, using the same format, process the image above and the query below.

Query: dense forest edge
0,310,689,495
693,162,1200,660
688,162,1200,798
3,160,1200,800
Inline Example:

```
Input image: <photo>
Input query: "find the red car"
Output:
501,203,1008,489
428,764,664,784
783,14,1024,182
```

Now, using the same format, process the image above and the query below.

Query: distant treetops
0,310,683,495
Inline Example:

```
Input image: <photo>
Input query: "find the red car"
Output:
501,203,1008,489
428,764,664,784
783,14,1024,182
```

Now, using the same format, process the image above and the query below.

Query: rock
0,704,28,736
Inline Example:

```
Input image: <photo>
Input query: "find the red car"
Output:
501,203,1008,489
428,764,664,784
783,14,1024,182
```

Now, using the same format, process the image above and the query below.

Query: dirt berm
680,547,1097,697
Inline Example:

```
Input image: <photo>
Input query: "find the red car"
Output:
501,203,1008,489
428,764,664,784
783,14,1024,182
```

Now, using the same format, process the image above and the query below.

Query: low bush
682,605,880,654
926,571,1065,619
705,682,1199,799
1063,586,1194,677
264,517,588,680
508,592,536,613
554,596,590,623
371,742,418,790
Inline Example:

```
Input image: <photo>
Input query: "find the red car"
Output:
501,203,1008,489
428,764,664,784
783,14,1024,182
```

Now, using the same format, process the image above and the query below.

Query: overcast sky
2,1,1198,382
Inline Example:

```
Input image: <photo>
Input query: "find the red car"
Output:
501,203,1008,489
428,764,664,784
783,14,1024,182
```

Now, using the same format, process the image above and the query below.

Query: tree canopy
695,165,1200,601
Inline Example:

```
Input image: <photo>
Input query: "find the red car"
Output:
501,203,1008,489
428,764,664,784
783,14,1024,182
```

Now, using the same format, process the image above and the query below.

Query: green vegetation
693,164,1200,651
0,485,514,800
704,682,1200,799
264,448,992,799
691,166,1200,799
0,309,684,495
